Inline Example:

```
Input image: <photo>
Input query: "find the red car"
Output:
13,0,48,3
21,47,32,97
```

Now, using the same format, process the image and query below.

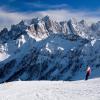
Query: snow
57,47,64,51
91,39,96,46
45,43,52,53
0,52,10,62
0,44,10,62
0,78,100,100
17,35,26,48
41,35,81,55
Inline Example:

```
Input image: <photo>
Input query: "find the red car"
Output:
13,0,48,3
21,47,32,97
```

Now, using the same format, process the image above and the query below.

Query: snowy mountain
0,16,100,83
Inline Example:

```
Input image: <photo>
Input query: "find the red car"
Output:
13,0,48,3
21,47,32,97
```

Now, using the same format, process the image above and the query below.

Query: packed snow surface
0,78,100,100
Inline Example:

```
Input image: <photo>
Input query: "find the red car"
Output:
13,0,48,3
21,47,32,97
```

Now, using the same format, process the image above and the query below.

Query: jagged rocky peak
18,20,27,29
91,23,96,31
0,28,8,35
59,21,68,34
67,18,78,35
42,16,51,23
1,16,100,43
29,16,53,25
0,28,9,43
68,18,88,28
42,16,51,31
19,20,25,25
91,21,100,31
79,20,87,26
27,16,63,35
41,16,53,31
11,20,27,31
42,16,64,34
68,18,78,25
26,17,49,39
31,17,40,24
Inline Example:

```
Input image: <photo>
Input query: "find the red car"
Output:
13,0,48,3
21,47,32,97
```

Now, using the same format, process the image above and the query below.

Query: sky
0,0,100,30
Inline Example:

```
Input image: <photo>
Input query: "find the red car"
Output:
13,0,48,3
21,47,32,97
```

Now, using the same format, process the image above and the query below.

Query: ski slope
0,78,100,100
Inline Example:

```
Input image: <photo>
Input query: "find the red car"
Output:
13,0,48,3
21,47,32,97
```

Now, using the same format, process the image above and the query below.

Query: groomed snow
0,78,100,100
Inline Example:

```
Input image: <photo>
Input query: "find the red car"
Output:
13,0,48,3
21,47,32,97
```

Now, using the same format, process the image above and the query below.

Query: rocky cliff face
0,16,100,83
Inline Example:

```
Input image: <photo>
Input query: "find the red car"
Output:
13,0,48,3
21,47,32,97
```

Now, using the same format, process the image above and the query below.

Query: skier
85,66,91,80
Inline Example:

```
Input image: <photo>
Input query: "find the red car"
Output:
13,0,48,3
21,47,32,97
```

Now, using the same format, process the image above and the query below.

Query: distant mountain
0,16,100,83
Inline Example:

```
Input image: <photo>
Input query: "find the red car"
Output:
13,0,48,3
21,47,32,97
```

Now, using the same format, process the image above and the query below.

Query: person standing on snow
85,66,91,80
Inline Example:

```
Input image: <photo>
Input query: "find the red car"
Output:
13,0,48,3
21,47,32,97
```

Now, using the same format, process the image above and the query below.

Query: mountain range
0,16,100,83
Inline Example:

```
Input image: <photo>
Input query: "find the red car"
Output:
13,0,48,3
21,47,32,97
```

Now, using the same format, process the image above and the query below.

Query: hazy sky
0,0,100,30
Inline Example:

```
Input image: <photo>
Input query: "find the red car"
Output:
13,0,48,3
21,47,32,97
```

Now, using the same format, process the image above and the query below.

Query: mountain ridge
0,16,100,83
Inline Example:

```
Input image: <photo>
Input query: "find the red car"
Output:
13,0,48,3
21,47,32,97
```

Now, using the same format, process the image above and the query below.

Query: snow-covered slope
0,16,100,83
0,78,100,100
